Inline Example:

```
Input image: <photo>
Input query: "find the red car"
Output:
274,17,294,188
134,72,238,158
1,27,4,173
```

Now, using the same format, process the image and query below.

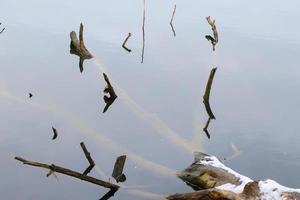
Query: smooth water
1,0,300,199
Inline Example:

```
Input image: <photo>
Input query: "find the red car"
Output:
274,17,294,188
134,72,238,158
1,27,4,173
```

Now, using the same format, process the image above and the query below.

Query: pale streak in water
0,87,175,177
93,59,202,154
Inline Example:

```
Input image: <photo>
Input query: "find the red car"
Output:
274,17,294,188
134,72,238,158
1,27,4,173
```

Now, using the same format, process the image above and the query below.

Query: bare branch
170,5,177,37
122,32,132,52
203,67,217,119
15,156,119,190
80,142,95,175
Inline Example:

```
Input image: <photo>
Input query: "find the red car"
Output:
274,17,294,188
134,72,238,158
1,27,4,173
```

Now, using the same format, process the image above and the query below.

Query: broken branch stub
70,23,93,73
70,23,93,59
14,156,119,190
112,155,126,183
203,67,217,120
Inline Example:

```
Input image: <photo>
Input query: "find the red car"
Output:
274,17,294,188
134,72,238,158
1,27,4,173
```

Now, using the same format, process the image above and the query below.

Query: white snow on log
198,155,300,199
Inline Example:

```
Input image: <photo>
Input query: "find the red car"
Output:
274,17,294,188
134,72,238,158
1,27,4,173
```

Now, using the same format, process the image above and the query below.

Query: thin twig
15,156,119,190
0,23,5,34
203,67,217,119
170,4,177,37
80,142,95,175
141,0,146,63
122,32,132,52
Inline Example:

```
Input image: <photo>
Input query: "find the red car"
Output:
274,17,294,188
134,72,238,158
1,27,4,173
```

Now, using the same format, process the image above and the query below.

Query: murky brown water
1,0,300,199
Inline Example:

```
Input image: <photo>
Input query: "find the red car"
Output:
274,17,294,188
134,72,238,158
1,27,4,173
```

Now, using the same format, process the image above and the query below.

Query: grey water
1,0,300,199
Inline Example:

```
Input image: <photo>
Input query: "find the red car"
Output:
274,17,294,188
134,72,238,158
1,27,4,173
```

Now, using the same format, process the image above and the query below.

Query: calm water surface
1,0,300,199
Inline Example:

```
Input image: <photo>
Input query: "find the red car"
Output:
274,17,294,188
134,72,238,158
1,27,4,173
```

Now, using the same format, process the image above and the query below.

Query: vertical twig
170,5,177,37
79,23,84,51
141,0,146,63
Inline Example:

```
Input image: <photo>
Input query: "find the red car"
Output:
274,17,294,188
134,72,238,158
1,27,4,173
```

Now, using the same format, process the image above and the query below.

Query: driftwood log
70,23,93,73
167,152,300,200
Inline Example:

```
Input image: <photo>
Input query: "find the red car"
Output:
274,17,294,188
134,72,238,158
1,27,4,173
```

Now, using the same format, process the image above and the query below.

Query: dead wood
206,16,218,51
170,5,177,37
0,23,5,34
70,23,93,73
14,156,119,190
122,32,132,52
203,117,211,139
112,155,126,183
103,73,117,113
52,127,58,140
80,142,95,175
203,67,217,119
141,0,146,63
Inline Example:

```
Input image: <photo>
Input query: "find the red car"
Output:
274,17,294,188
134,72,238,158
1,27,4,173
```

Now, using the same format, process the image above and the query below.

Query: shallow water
1,0,300,199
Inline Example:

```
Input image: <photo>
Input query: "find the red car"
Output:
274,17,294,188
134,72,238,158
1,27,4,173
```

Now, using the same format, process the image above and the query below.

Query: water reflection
102,73,117,113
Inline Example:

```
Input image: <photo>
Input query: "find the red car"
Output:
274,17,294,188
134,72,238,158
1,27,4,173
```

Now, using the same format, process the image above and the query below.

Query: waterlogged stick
203,67,217,119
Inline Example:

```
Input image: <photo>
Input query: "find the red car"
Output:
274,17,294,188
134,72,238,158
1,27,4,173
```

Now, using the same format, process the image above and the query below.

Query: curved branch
203,67,217,119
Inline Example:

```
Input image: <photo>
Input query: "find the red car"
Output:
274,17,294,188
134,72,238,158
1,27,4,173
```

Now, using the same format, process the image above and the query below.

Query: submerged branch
203,67,217,119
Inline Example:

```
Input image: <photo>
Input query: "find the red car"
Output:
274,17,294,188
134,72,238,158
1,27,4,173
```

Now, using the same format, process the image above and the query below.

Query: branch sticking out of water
203,67,217,119
206,16,218,51
80,142,95,175
122,32,132,52
70,23,93,73
14,156,119,190
103,73,117,113
170,4,177,37
203,117,211,139
141,0,146,63
0,23,5,34
112,155,127,183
